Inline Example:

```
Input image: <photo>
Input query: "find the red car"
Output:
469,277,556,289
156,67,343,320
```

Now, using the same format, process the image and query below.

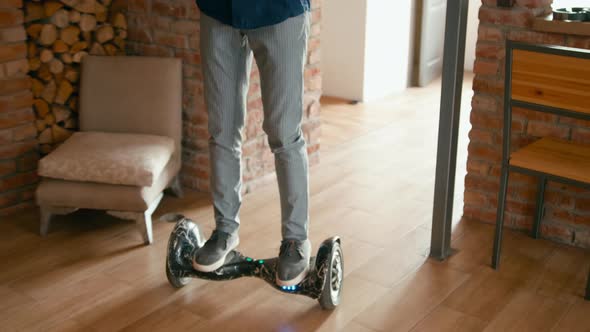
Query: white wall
321,0,367,101
322,0,414,102
464,0,480,72
363,0,414,101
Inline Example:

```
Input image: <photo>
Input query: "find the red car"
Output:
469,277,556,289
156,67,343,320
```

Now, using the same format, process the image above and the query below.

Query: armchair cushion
38,131,175,187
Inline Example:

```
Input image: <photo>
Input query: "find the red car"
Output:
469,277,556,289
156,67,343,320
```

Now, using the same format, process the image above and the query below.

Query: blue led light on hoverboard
281,285,297,291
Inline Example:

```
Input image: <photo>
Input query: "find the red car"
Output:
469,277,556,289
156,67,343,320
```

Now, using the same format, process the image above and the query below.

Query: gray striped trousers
200,12,310,241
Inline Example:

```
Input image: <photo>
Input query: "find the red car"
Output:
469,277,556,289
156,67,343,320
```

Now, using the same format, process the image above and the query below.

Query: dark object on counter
553,7,590,22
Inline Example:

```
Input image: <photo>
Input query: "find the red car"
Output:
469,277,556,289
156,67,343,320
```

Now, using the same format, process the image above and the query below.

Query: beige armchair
36,56,183,245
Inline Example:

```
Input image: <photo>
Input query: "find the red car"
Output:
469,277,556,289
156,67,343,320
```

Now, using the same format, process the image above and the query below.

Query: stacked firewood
25,0,127,154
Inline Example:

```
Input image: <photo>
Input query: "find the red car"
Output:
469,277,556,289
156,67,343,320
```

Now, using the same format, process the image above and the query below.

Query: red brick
472,76,504,96
478,25,503,42
572,128,590,144
0,8,23,27
526,120,569,139
12,123,36,141
15,152,38,172
0,25,26,42
474,59,500,75
470,109,502,129
545,190,575,210
0,91,32,113
512,107,557,122
3,58,28,77
128,27,153,44
128,0,148,12
0,140,36,159
566,36,590,50
0,77,30,95
464,205,496,224
0,108,34,129
176,49,200,65
152,1,188,18
171,20,199,35
476,42,504,60
479,6,532,28
507,30,565,46
515,0,552,9
0,43,26,63
0,171,38,191
573,229,590,249
0,160,15,176
154,30,187,48
540,222,573,243
0,1,22,9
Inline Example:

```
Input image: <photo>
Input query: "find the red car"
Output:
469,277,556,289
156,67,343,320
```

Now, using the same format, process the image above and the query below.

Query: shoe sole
276,265,310,287
192,239,239,273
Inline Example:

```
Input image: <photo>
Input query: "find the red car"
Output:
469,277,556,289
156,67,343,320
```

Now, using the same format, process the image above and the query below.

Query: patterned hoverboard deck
165,215,343,307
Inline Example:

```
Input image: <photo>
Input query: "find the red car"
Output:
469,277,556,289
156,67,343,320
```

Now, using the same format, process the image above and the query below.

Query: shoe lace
280,240,304,259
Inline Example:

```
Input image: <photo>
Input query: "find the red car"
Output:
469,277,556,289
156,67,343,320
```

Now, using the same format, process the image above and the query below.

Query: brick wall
0,0,38,217
126,1,322,193
465,0,590,248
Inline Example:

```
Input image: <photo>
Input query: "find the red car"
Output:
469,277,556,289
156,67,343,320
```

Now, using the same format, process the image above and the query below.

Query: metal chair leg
492,166,510,270
531,177,547,239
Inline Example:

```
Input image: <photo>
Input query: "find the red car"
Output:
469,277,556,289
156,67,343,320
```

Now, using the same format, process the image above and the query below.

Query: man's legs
193,14,252,272
246,13,311,285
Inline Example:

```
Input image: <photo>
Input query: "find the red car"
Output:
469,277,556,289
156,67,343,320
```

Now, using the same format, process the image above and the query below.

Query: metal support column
430,0,470,260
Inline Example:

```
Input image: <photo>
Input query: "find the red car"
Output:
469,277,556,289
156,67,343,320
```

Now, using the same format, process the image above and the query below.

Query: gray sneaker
276,239,311,286
192,230,239,272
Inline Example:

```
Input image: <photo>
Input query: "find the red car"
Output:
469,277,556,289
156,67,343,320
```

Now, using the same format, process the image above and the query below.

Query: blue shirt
196,0,310,29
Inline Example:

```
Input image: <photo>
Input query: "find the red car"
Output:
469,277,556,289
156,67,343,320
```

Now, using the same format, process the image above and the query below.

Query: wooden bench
491,41,590,301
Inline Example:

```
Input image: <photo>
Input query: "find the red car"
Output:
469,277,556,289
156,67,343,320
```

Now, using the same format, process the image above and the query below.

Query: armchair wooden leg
39,206,79,236
168,175,184,198
107,193,163,245
40,208,52,237
136,213,153,245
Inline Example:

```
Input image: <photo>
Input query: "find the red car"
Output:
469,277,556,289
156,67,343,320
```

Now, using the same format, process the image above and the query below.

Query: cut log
26,24,43,39
40,24,58,46
69,9,81,23
52,40,69,53
51,9,70,28
82,31,92,42
44,1,64,17
60,25,80,45
96,25,114,43
117,29,127,39
95,3,107,22
113,36,125,50
33,99,50,117
111,12,127,29
25,2,45,22
72,51,88,63
70,41,88,53
64,118,77,129
44,113,56,125
31,79,44,98
61,53,73,64
35,119,47,132
55,80,73,105
89,42,105,55
38,64,53,82
53,105,71,123
52,125,73,143
40,144,52,155
27,42,38,58
79,14,97,32
101,0,113,7
104,43,117,56
68,95,78,111
40,49,54,63
49,59,64,74
73,0,97,14
39,128,53,144
41,80,57,103
64,66,78,82
28,58,41,71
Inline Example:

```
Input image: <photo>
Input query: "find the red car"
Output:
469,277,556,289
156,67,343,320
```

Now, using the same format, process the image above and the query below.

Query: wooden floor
1,75,589,331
